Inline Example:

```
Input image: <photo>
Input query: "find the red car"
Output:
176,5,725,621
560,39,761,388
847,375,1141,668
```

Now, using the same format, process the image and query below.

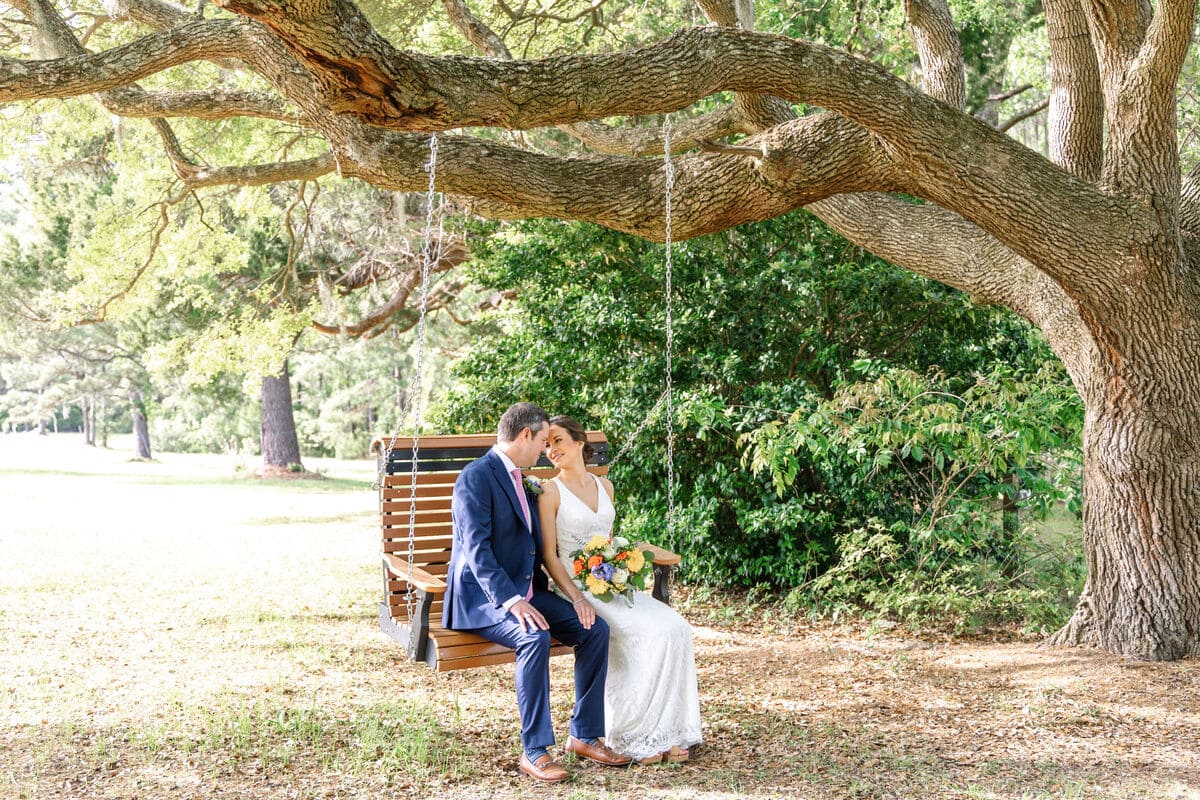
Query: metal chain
663,117,677,550
375,133,440,623
405,133,441,620
607,387,670,468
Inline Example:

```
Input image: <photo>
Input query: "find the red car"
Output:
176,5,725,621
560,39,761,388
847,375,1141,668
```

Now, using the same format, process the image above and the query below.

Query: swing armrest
640,543,682,566
382,554,447,594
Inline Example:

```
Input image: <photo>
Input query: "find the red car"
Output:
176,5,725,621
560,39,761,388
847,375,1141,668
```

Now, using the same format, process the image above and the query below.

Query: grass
1,433,1198,800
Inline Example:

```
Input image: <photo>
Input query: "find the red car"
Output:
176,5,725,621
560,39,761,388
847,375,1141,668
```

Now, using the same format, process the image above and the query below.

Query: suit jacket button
524,574,532,580
529,550,535,555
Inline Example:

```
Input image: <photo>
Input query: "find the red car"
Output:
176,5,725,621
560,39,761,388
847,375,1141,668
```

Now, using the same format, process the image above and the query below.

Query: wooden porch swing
373,434,681,672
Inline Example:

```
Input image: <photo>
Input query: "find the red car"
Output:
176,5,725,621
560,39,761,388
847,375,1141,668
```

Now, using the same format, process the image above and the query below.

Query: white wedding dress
551,475,703,760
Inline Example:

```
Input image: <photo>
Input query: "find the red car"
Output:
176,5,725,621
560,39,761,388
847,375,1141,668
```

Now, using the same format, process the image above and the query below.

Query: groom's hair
498,402,550,442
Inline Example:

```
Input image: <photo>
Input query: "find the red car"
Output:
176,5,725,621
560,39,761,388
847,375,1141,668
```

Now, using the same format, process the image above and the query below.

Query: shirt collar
492,445,520,475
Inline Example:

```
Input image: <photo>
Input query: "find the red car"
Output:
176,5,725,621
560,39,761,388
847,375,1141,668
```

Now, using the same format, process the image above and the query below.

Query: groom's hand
571,597,596,629
510,599,549,633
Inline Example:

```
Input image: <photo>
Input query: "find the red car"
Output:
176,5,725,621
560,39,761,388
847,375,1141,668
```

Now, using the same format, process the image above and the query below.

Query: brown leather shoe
564,736,632,766
519,753,569,783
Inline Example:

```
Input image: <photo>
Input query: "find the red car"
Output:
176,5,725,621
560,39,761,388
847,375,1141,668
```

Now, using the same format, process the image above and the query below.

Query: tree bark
129,389,152,459
1047,316,1200,659
260,359,303,470
1045,0,1103,181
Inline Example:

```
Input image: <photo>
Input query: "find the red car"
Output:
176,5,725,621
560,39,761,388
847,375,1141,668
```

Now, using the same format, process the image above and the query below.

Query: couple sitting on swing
442,402,702,782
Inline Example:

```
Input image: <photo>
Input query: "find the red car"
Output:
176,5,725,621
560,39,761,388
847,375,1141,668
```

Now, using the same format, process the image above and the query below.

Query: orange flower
573,558,585,576
614,551,629,561
587,554,604,569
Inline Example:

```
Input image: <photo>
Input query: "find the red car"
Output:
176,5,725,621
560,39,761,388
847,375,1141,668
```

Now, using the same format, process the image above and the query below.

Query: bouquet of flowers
569,534,655,607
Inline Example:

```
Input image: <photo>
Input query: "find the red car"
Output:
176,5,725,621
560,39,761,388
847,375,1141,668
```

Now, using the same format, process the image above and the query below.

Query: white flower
613,568,629,583
602,546,615,558
612,536,630,548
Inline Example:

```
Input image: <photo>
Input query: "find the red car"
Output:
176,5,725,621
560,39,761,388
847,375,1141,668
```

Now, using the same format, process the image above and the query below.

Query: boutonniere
522,474,544,495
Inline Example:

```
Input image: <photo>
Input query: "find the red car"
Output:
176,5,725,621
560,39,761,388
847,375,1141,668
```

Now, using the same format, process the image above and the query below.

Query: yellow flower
625,549,646,573
585,574,611,595
585,534,610,551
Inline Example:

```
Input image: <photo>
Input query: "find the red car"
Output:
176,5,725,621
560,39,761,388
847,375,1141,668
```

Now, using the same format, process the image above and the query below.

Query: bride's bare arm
537,481,597,628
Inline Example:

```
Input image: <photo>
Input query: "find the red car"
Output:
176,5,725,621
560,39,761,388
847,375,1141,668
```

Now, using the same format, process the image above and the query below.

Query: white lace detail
552,475,703,759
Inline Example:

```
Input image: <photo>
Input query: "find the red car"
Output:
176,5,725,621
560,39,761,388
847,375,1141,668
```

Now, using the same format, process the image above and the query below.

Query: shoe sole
519,765,569,783
566,749,632,767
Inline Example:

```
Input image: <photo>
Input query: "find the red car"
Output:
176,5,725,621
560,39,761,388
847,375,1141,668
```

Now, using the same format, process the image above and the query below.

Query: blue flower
592,562,616,581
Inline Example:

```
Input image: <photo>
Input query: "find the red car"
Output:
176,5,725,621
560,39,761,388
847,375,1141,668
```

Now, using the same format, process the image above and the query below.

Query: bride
536,415,703,764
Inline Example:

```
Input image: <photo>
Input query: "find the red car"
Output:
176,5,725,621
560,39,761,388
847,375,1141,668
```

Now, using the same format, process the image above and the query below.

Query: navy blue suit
443,448,610,750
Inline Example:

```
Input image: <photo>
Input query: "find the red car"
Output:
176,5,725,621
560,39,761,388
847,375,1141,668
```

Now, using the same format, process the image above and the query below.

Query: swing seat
374,432,682,672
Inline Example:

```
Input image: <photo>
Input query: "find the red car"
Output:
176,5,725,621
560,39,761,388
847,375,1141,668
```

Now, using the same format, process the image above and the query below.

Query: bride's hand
572,597,596,629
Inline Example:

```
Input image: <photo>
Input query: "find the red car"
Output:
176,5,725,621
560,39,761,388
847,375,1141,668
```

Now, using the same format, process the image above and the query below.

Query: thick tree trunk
1047,286,1200,660
260,359,303,470
129,389,152,459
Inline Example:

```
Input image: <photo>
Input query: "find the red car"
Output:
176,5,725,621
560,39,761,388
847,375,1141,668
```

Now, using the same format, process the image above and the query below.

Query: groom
442,402,631,782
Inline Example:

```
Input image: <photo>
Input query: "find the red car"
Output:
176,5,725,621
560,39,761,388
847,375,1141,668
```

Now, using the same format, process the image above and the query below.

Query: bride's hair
549,415,595,462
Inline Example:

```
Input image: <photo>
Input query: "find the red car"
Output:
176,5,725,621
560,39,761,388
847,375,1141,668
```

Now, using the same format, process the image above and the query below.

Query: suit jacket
442,449,549,630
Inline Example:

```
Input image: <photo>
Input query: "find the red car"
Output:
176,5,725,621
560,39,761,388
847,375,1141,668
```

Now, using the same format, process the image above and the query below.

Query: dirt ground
1,434,1197,800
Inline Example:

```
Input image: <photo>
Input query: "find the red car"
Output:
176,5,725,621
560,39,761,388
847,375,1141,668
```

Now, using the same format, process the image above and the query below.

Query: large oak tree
3,0,1199,659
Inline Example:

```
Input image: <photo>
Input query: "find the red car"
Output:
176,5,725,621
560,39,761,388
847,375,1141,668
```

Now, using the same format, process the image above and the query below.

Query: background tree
0,162,159,454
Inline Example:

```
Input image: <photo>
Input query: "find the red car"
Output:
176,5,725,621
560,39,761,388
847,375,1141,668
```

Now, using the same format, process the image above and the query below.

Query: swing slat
375,432,680,671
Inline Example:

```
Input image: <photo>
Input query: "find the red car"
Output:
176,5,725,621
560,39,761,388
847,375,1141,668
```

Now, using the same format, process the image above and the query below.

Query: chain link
663,117,677,550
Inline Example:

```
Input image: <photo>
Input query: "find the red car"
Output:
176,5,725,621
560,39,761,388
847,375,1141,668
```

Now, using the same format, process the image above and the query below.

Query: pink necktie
511,468,534,600
510,468,531,529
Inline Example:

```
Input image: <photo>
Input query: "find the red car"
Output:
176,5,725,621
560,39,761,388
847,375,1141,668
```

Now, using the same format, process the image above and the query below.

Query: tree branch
96,88,303,122
904,0,965,110
999,98,1049,132
1045,0,1103,181
440,0,512,59
102,0,195,30
152,117,336,188
195,0,1150,301
436,0,778,156
0,16,254,101
311,239,470,337
338,113,903,241
695,0,755,28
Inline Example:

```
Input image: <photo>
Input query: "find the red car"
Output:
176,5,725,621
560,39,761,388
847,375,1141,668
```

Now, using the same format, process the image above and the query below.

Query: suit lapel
487,450,531,533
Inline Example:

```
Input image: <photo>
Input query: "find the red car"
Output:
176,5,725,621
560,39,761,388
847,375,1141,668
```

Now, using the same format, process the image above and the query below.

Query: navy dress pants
471,590,610,750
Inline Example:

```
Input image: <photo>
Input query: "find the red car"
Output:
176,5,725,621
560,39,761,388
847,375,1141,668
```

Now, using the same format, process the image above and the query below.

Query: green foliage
432,213,1083,630
743,363,1083,631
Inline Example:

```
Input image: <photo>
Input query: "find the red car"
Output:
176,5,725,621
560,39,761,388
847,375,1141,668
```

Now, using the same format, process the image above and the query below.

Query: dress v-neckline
556,474,602,515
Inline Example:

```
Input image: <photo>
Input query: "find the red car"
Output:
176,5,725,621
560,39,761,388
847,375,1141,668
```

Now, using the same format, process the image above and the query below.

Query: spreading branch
1044,0,1102,181
99,88,303,122
311,239,471,337
0,18,254,101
